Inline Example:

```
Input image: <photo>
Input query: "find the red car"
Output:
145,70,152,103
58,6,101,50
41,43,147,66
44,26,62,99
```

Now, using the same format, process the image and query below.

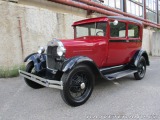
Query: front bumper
19,70,63,90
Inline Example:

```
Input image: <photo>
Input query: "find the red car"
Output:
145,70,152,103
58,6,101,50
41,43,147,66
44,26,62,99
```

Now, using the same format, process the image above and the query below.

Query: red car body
61,16,143,68
20,16,149,107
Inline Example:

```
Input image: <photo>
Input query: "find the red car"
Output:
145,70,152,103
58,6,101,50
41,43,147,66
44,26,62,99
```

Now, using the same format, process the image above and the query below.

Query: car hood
60,39,94,58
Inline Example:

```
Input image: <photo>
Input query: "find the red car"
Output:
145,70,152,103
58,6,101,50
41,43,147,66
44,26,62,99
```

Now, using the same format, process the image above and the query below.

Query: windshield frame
74,21,107,38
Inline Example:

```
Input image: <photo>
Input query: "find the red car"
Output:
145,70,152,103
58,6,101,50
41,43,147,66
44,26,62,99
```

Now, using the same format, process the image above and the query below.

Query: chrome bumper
19,70,63,90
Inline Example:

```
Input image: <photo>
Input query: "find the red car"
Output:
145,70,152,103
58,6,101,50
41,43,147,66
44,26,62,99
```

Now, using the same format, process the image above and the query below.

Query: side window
90,22,107,36
128,24,139,38
110,22,126,37
95,22,107,36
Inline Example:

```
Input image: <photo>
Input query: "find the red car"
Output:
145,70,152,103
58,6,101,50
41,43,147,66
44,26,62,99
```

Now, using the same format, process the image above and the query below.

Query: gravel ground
0,57,160,120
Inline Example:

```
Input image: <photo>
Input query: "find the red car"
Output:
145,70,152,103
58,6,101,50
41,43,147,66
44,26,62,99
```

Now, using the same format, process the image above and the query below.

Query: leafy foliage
0,65,25,78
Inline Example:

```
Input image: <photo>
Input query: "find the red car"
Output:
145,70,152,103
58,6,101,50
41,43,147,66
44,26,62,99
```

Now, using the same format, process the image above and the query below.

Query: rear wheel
134,56,146,80
24,62,45,89
60,64,95,107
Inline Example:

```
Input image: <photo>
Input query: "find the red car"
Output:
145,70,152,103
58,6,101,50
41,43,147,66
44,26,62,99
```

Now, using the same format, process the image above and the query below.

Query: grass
0,65,25,78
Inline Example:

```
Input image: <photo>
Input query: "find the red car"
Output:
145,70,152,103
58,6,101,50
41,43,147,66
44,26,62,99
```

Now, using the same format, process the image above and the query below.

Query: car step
104,69,137,80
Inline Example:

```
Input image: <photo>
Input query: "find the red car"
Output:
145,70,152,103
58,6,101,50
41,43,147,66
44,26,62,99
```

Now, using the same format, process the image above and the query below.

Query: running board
104,69,137,80
19,70,63,90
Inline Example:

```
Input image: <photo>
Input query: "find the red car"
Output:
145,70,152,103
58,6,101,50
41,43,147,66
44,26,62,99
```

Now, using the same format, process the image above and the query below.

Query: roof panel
72,16,143,26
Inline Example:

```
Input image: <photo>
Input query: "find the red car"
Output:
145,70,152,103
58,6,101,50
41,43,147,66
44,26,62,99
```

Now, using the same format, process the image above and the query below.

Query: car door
107,21,129,66
126,23,142,61
92,21,108,67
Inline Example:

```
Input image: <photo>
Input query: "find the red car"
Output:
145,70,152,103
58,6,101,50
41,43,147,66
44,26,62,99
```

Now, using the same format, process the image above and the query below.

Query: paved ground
0,57,160,120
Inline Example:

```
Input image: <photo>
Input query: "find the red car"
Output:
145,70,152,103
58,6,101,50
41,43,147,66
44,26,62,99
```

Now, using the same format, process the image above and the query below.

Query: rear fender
131,49,150,67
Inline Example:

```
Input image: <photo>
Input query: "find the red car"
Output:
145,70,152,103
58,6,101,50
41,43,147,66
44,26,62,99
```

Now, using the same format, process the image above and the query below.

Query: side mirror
113,20,118,25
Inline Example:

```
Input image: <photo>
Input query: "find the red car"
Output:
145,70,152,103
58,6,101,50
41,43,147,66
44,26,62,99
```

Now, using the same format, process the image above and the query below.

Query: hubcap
143,66,145,70
69,72,90,99
138,62,146,77
80,83,85,89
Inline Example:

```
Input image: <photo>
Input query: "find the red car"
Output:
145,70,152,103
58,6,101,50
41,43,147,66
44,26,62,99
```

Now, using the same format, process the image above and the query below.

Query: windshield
75,22,107,38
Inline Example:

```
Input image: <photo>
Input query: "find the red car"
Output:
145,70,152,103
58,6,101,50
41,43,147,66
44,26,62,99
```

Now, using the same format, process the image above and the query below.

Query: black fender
131,49,150,67
61,56,102,77
24,53,46,72
24,53,37,62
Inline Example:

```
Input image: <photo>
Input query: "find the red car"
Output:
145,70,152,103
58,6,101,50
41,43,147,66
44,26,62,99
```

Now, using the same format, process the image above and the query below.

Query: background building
0,0,160,76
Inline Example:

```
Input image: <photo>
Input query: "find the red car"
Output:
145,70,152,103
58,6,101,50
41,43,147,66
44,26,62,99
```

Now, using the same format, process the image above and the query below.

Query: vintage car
19,16,150,106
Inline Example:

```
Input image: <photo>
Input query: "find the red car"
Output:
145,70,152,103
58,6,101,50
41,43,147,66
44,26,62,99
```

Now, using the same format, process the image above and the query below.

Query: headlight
38,47,45,54
54,39,66,57
48,39,66,57
56,40,66,56
57,46,66,56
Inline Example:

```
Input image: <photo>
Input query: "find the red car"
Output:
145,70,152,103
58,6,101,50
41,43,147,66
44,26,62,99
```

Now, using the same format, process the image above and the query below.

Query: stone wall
151,32,160,56
0,1,85,68
142,29,155,55
0,0,156,69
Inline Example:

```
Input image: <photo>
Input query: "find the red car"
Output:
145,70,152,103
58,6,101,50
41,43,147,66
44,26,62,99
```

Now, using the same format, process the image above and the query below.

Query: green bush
0,65,25,78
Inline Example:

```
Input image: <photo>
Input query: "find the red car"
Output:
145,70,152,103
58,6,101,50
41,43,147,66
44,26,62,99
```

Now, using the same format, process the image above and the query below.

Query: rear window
110,22,126,38
128,24,139,38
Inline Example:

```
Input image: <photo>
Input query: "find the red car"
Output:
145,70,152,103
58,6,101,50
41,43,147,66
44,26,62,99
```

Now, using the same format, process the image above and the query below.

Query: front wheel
60,64,95,107
24,62,45,89
134,56,146,80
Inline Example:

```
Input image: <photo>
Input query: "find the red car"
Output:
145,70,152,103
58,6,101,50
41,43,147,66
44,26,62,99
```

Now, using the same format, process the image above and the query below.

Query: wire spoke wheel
137,62,146,77
69,72,90,99
60,64,95,106
24,62,45,89
134,56,146,80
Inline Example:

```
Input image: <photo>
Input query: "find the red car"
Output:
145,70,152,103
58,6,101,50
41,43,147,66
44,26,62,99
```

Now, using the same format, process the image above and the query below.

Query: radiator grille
47,46,58,69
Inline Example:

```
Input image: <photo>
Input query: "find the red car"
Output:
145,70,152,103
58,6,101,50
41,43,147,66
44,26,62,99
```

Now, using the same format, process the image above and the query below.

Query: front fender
61,56,105,79
24,53,46,72
61,56,98,73
24,53,37,62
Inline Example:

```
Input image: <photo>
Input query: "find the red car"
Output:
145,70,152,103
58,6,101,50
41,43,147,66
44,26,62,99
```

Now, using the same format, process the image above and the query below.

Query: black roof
108,16,143,25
